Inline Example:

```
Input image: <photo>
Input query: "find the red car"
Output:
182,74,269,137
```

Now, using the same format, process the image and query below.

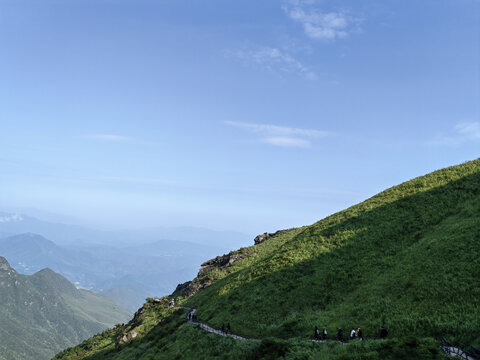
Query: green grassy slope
189,159,480,345
53,159,480,360
0,260,131,360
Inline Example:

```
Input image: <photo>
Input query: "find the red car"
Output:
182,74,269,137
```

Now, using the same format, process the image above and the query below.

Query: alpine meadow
53,159,480,360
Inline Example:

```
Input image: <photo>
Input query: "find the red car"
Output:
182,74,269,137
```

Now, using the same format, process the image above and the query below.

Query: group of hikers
188,309,389,343
187,311,232,335
187,313,198,322
314,325,388,342
221,323,231,335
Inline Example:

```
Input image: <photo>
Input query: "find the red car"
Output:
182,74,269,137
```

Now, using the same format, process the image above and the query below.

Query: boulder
253,230,286,245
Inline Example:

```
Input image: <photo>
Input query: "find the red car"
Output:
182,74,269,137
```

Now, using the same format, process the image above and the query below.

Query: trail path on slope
186,308,342,344
186,308,246,340
441,344,478,360
185,308,477,359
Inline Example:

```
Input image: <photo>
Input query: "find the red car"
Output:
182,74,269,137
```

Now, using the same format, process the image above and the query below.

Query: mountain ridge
0,256,131,360
53,158,480,359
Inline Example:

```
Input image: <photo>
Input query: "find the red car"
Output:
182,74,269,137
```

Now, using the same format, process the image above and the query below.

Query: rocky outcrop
172,249,252,299
0,256,13,272
172,230,290,300
253,230,286,245
118,331,138,346
198,252,246,277
174,281,192,295
173,229,290,300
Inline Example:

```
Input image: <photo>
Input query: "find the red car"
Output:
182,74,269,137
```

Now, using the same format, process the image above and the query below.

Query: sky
0,0,479,234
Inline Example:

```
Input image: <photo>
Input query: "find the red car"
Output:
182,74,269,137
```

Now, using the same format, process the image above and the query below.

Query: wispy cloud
261,137,310,148
427,122,480,147
224,46,317,80
283,1,360,41
455,122,480,140
87,134,132,142
93,176,178,186
225,121,331,148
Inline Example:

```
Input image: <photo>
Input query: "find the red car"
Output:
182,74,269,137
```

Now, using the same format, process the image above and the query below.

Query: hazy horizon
1,0,478,234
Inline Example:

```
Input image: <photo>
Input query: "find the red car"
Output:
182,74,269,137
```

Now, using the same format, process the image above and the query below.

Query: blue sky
1,0,479,234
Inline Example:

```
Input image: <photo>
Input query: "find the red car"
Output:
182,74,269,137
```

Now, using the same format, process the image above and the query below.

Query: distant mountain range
0,216,253,310
0,212,252,249
0,256,131,360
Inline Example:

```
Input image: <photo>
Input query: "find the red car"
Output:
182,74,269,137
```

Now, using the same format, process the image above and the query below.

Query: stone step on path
440,337,479,360
186,308,247,341
443,346,477,360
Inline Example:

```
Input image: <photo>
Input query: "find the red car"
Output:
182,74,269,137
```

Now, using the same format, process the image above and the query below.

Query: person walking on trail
221,324,225,333
357,328,363,341
188,313,191,321
314,326,320,340
322,326,327,340
379,326,388,339
350,328,356,340
226,323,230,335
337,328,343,341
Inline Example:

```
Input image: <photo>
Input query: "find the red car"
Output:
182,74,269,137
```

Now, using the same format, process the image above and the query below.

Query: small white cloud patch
455,122,480,140
283,1,359,41
0,213,24,223
261,137,310,148
224,46,317,80
427,122,480,147
225,121,331,148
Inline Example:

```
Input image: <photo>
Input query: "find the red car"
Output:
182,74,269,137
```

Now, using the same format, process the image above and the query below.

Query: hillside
53,159,480,359
0,257,131,360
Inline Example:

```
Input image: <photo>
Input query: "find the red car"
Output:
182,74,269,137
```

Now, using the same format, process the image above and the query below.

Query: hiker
379,326,388,339
314,326,320,340
226,323,230,334
221,324,225,333
322,326,327,340
350,328,356,340
357,328,363,341
188,313,191,321
337,328,343,341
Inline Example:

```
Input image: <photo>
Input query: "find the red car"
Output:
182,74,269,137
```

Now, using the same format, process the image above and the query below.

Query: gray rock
253,230,286,245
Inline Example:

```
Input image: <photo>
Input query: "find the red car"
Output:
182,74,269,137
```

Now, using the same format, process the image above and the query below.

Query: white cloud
224,46,317,80
87,134,131,142
427,122,480,147
261,137,310,148
455,122,480,140
283,1,359,41
225,121,332,148
0,213,24,223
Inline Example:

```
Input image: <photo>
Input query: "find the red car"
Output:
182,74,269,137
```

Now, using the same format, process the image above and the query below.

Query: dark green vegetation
0,257,131,360
53,159,480,359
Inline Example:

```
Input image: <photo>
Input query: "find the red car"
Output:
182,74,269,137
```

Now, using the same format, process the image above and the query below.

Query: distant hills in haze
0,212,252,249
0,216,252,311
0,256,131,360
